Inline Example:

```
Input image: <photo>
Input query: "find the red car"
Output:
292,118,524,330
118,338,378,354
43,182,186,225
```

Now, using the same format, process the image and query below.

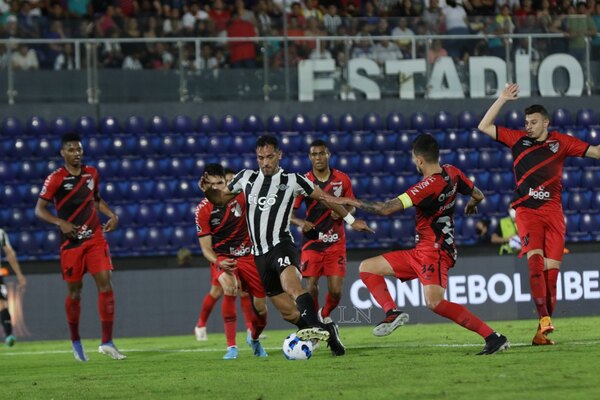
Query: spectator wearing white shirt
371,39,404,65
11,44,39,70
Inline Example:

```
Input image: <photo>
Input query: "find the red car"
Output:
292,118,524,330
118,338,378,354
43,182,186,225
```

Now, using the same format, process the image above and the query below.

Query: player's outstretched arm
2,242,26,288
290,213,314,233
311,187,375,233
98,198,119,232
584,145,600,159
34,198,79,239
465,186,485,216
478,83,520,140
199,174,237,206
353,197,405,216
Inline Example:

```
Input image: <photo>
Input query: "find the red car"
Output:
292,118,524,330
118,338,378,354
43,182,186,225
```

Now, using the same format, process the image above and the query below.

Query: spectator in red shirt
227,11,258,68
209,0,231,32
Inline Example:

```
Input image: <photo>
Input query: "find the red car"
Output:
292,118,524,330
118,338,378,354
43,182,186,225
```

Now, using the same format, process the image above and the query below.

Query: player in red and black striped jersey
34,133,125,362
291,140,355,331
329,134,510,355
195,164,268,359
479,84,600,345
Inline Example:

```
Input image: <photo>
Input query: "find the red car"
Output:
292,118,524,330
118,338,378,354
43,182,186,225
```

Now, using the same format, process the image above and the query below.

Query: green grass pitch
3,316,600,400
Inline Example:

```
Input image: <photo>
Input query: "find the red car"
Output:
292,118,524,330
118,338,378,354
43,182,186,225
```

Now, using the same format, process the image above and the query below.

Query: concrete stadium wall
9,252,599,342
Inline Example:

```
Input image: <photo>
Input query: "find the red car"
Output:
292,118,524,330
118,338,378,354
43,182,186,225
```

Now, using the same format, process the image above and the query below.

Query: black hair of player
61,133,82,148
204,163,225,178
524,104,549,119
412,133,440,163
309,139,328,149
223,167,236,176
256,135,279,150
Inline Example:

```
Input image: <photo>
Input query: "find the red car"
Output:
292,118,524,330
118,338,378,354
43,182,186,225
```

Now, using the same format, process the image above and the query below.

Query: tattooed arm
465,186,485,216
352,197,405,216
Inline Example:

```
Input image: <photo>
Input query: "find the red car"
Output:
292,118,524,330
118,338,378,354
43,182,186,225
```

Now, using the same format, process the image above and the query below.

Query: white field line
3,340,600,357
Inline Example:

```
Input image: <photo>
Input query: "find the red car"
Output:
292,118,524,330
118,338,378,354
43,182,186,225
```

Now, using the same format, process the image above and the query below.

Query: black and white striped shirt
228,168,315,256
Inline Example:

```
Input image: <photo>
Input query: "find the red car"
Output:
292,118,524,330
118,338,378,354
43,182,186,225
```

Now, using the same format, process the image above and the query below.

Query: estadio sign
298,54,585,101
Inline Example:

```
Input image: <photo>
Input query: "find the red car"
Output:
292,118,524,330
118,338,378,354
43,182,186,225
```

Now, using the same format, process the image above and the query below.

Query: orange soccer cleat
539,316,555,335
532,329,555,346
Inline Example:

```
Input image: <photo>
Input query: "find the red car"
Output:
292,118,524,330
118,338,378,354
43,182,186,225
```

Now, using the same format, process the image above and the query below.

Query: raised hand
351,219,376,233
501,83,519,101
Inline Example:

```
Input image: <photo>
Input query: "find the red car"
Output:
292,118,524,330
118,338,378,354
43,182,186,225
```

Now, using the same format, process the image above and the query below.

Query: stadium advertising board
298,54,584,101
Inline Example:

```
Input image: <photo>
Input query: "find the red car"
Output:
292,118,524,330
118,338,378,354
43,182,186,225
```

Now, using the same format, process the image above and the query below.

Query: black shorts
0,276,6,301
254,240,301,297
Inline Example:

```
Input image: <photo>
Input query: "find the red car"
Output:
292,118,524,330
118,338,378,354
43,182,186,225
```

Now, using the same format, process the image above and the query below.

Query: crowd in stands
0,0,599,71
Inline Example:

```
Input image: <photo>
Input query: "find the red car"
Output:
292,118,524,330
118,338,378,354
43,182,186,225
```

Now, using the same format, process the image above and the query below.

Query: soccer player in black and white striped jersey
202,135,374,355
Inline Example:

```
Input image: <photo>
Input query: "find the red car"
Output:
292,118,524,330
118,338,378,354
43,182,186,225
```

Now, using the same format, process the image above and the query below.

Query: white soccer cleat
194,326,208,341
98,341,127,360
318,307,333,325
373,310,410,337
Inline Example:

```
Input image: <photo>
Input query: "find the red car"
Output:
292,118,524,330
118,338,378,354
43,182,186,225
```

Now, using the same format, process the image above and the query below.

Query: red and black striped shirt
497,127,590,211
195,193,252,257
39,165,103,249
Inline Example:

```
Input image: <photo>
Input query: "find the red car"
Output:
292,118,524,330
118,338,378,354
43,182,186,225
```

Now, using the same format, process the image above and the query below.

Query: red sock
98,291,115,344
322,292,340,318
545,269,559,316
251,308,267,341
359,272,396,313
222,295,237,347
65,296,81,341
197,293,219,327
528,254,549,318
240,295,254,331
433,300,494,339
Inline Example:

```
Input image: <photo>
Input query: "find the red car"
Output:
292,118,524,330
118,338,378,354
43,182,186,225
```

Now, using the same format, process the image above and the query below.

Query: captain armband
398,193,413,209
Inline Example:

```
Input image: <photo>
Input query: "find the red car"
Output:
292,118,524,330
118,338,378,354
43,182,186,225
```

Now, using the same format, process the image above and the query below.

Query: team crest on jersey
277,184,288,191
230,201,242,217
548,140,559,153
87,178,94,191
332,184,342,197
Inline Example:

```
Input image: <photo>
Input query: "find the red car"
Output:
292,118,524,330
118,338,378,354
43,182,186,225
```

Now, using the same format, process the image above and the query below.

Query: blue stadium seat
457,110,478,130
431,131,446,148
26,116,48,136
478,193,499,214
562,168,582,189
205,134,232,153
36,137,59,158
504,110,524,129
197,114,218,133
472,171,490,190
40,229,61,254
105,230,123,252
500,150,513,170
145,227,170,250
440,150,456,165
299,133,326,153
99,116,121,135
74,116,96,135
576,109,598,127
101,182,118,203
85,136,111,158
392,175,411,194
14,231,37,255
468,129,489,149
383,153,410,173
279,133,302,154
336,155,361,173
567,190,592,211
580,212,600,233
159,202,182,225
489,171,514,192
167,157,192,177
370,218,391,243
445,130,469,149
266,114,287,133
112,204,134,226
172,115,194,134
221,115,242,133
242,115,264,133
327,132,351,153
118,181,145,201
372,132,397,151
136,135,161,156
1,117,23,137
288,155,311,172
565,213,580,233
0,161,18,183
367,175,395,196
17,160,43,181
154,180,176,200
551,108,572,127
315,113,335,133
478,150,502,170
12,138,36,158
135,203,155,225
158,134,184,155
123,116,146,134
386,112,405,131
410,112,431,131
50,117,72,136
148,116,169,134
389,218,414,241
122,227,147,252
339,113,360,132
455,150,477,172
363,112,383,131
434,111,454,130
349,132,375,151
290,114,312,133
359,153,384,174
109,136,133,157
396,131,416,151
173,180,196,200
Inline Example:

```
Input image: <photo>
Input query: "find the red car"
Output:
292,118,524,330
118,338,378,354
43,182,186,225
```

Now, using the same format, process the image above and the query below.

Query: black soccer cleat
477,332,510,355
325,322,346,356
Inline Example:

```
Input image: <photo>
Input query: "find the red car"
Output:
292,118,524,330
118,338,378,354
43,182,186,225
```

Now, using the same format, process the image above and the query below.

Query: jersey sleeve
294,173,315,197
293,194,304,209
496,126,525,148
562,133,590,158
194,200,213,238
342,174,355,199
39,171,61,201
227,169,247,194
92,167,101,202
452,166,475,195
405,179,436,207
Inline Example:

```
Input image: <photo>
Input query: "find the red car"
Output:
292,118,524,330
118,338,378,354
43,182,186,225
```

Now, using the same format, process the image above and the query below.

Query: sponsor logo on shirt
522,139,532,147
229,243,251,257
76,225,93,240
318,230,340,243
64,183,74,191
211,218,221,226
248,193,278,211
528,186,550,200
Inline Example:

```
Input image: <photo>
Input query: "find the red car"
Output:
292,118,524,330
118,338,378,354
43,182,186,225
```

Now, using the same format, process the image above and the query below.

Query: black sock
293,316,309,330
295,293,320,327
1,308,12,336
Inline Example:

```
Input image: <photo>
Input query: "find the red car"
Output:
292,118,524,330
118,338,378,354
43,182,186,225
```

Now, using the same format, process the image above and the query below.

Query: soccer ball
282,333,313,360
509,235,522,251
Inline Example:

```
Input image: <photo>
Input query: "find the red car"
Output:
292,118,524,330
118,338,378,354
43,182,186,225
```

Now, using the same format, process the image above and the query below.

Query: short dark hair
203,163,225,177
478,218,490,228
309,139,328,149
61,132,82,147
524,104,549,119
223,167,236,176
412,133,439,163
256,135,279,150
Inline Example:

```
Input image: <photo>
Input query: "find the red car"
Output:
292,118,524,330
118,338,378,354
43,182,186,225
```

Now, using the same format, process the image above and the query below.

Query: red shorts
300,244,346,277
215,255,266,298
382,247,455,288
60,237,113,282
209,263,221,287
515,207,566,261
